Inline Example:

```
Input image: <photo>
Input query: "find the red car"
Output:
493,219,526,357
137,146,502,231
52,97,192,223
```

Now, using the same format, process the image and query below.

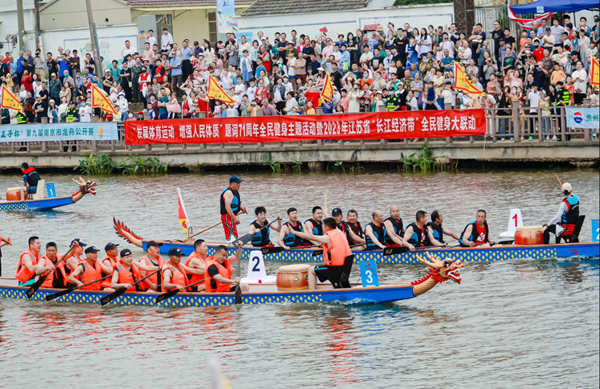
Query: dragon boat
113,218,599,265
0,178,97,212
0,253,463,307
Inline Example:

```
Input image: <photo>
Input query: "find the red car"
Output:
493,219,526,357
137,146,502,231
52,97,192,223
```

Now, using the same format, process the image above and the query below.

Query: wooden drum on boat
514,226,544,246
276,264,310,291
6,187,23,201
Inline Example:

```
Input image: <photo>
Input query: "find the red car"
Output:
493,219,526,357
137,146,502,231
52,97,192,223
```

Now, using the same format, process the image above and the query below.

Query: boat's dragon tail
113,217,145,248
411,252,463,296
71,177,97,203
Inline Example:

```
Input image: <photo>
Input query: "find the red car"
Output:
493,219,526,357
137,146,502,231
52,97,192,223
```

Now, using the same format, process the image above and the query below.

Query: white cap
561,183,572,194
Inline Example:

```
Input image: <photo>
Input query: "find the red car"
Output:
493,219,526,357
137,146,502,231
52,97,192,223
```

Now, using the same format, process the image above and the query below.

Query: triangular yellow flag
591,57,599,87
320,72,335,103
91,84,118,115
207,74,236,104
453,63,484,95
1,86,24,113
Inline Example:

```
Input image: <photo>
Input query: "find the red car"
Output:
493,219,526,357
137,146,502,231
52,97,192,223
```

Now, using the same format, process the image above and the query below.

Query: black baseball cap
230,176,244,184
105,242,119,251
85,246,100,254
168,248,183,256
147,240,163,248
71,238,87,247
332,208,343,215
120,248,132,257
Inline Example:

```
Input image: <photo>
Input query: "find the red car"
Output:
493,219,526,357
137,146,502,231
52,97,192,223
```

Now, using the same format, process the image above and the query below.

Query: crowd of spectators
1,18,599,138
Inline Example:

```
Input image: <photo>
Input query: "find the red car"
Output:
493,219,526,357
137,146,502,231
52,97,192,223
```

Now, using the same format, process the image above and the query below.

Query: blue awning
511,0,599,14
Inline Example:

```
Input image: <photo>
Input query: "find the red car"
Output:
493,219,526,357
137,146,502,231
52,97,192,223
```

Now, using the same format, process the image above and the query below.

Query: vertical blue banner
359,259,380,287
46,183,56,198
592,220,599,243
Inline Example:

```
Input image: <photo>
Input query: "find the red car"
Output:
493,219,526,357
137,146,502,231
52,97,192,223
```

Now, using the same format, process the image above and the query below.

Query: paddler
332,208,365,245
220,176,249,242
161,248,189,292
249,206,282,247
67,246,105,291
35,242,69,289
16,236,42,286
365,210,387,250
100,242,119,291
21,162,42,197
460,209,496,247
404,211,429,250
346,209,365,245
183,239,208,292
286,217,353,289
542,183,580,244
383,206,406,248
205,245,248,293
63,238,86,279
427,210,460,247
278,208,308,249
305,206,324,236
111,248,146,292
137,241,165,292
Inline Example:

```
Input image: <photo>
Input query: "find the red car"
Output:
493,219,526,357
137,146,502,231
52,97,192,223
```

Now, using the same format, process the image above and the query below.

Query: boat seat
32,180,46,200
557,215,585,244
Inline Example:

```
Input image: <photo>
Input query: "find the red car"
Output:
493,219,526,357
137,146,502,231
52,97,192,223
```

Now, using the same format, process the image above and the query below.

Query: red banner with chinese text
124,110,486,145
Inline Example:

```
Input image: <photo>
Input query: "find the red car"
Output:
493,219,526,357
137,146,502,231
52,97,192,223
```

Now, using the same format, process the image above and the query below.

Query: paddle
155,277,205,303
234,284,242,305
383,246,410,256
26,244,75,299
261,246,285,254
189,221,222,239
45,275,112,301
555,174,563,188
100,268,161,306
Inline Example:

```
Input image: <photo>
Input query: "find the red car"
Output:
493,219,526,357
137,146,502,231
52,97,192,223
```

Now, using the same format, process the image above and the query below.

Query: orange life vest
161,262,188,291
75,259,103,291
184,251,206,285
205,259,232,293
65,255,83,274
114,262,144,291
40,255,68,288
323,228,352,267
139,254,165,291
100,255,118,289
15,249,41,283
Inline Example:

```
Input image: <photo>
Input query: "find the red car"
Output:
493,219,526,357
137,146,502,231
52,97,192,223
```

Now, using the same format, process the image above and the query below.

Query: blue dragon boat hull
0,196,76,212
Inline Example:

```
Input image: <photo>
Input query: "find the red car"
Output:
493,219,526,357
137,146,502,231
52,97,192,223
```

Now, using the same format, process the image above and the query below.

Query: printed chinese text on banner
1,86,24,113
320,73,334,103
453,63,484,95
591,57,599,87
217,0,239,33
91,84,118,115
177,188,191,238
124,110,486,145
207,74,236,104
0,122,119,142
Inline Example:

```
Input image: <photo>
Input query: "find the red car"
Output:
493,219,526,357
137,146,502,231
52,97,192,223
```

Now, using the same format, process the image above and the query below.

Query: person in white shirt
121,40,137,59
541,27,555,50
441,82,454,108
571,61,587,104
145,29,157,49
78,104,92,123
226,105,239,117
161,28,174,51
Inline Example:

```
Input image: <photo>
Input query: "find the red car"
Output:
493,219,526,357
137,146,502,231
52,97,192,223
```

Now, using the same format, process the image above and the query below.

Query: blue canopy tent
511,0,599,14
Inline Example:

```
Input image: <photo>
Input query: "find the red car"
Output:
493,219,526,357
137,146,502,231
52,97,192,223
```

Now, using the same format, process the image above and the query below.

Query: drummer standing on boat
21,163,42,197
542,183,580,244
249,207,282,247
460,209,496,247
286,217,353,290
427,210,460,247
220,176,248,242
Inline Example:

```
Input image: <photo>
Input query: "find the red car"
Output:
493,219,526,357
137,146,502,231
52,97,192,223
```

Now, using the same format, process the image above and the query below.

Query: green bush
76,153,168,175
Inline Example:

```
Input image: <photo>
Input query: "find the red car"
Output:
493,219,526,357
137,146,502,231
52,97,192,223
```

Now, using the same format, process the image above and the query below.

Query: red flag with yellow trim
453,63,484,95
207,74,236,104
320,72,335,103
91,84,118,115
177,187,190,238
1,86,24,113
591,57,599,87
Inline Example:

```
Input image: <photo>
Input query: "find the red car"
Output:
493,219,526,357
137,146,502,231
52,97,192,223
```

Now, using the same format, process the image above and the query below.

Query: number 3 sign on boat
359,259,380,288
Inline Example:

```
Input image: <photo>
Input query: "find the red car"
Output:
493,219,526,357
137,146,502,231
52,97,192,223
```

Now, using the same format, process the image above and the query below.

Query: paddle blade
45,288,73,301
311,249,324,257
261,247,284,254
25,276,47,299
100,288,126,306
234,233,254,247
234,284,242,305
156,289,179,304
383,247,409,256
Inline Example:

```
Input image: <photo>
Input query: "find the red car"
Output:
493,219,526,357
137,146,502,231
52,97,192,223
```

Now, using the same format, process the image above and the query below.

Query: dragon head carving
72,177,97,196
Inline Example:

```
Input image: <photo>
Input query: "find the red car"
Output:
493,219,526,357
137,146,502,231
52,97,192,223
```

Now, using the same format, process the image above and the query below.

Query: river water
0,170,598,388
